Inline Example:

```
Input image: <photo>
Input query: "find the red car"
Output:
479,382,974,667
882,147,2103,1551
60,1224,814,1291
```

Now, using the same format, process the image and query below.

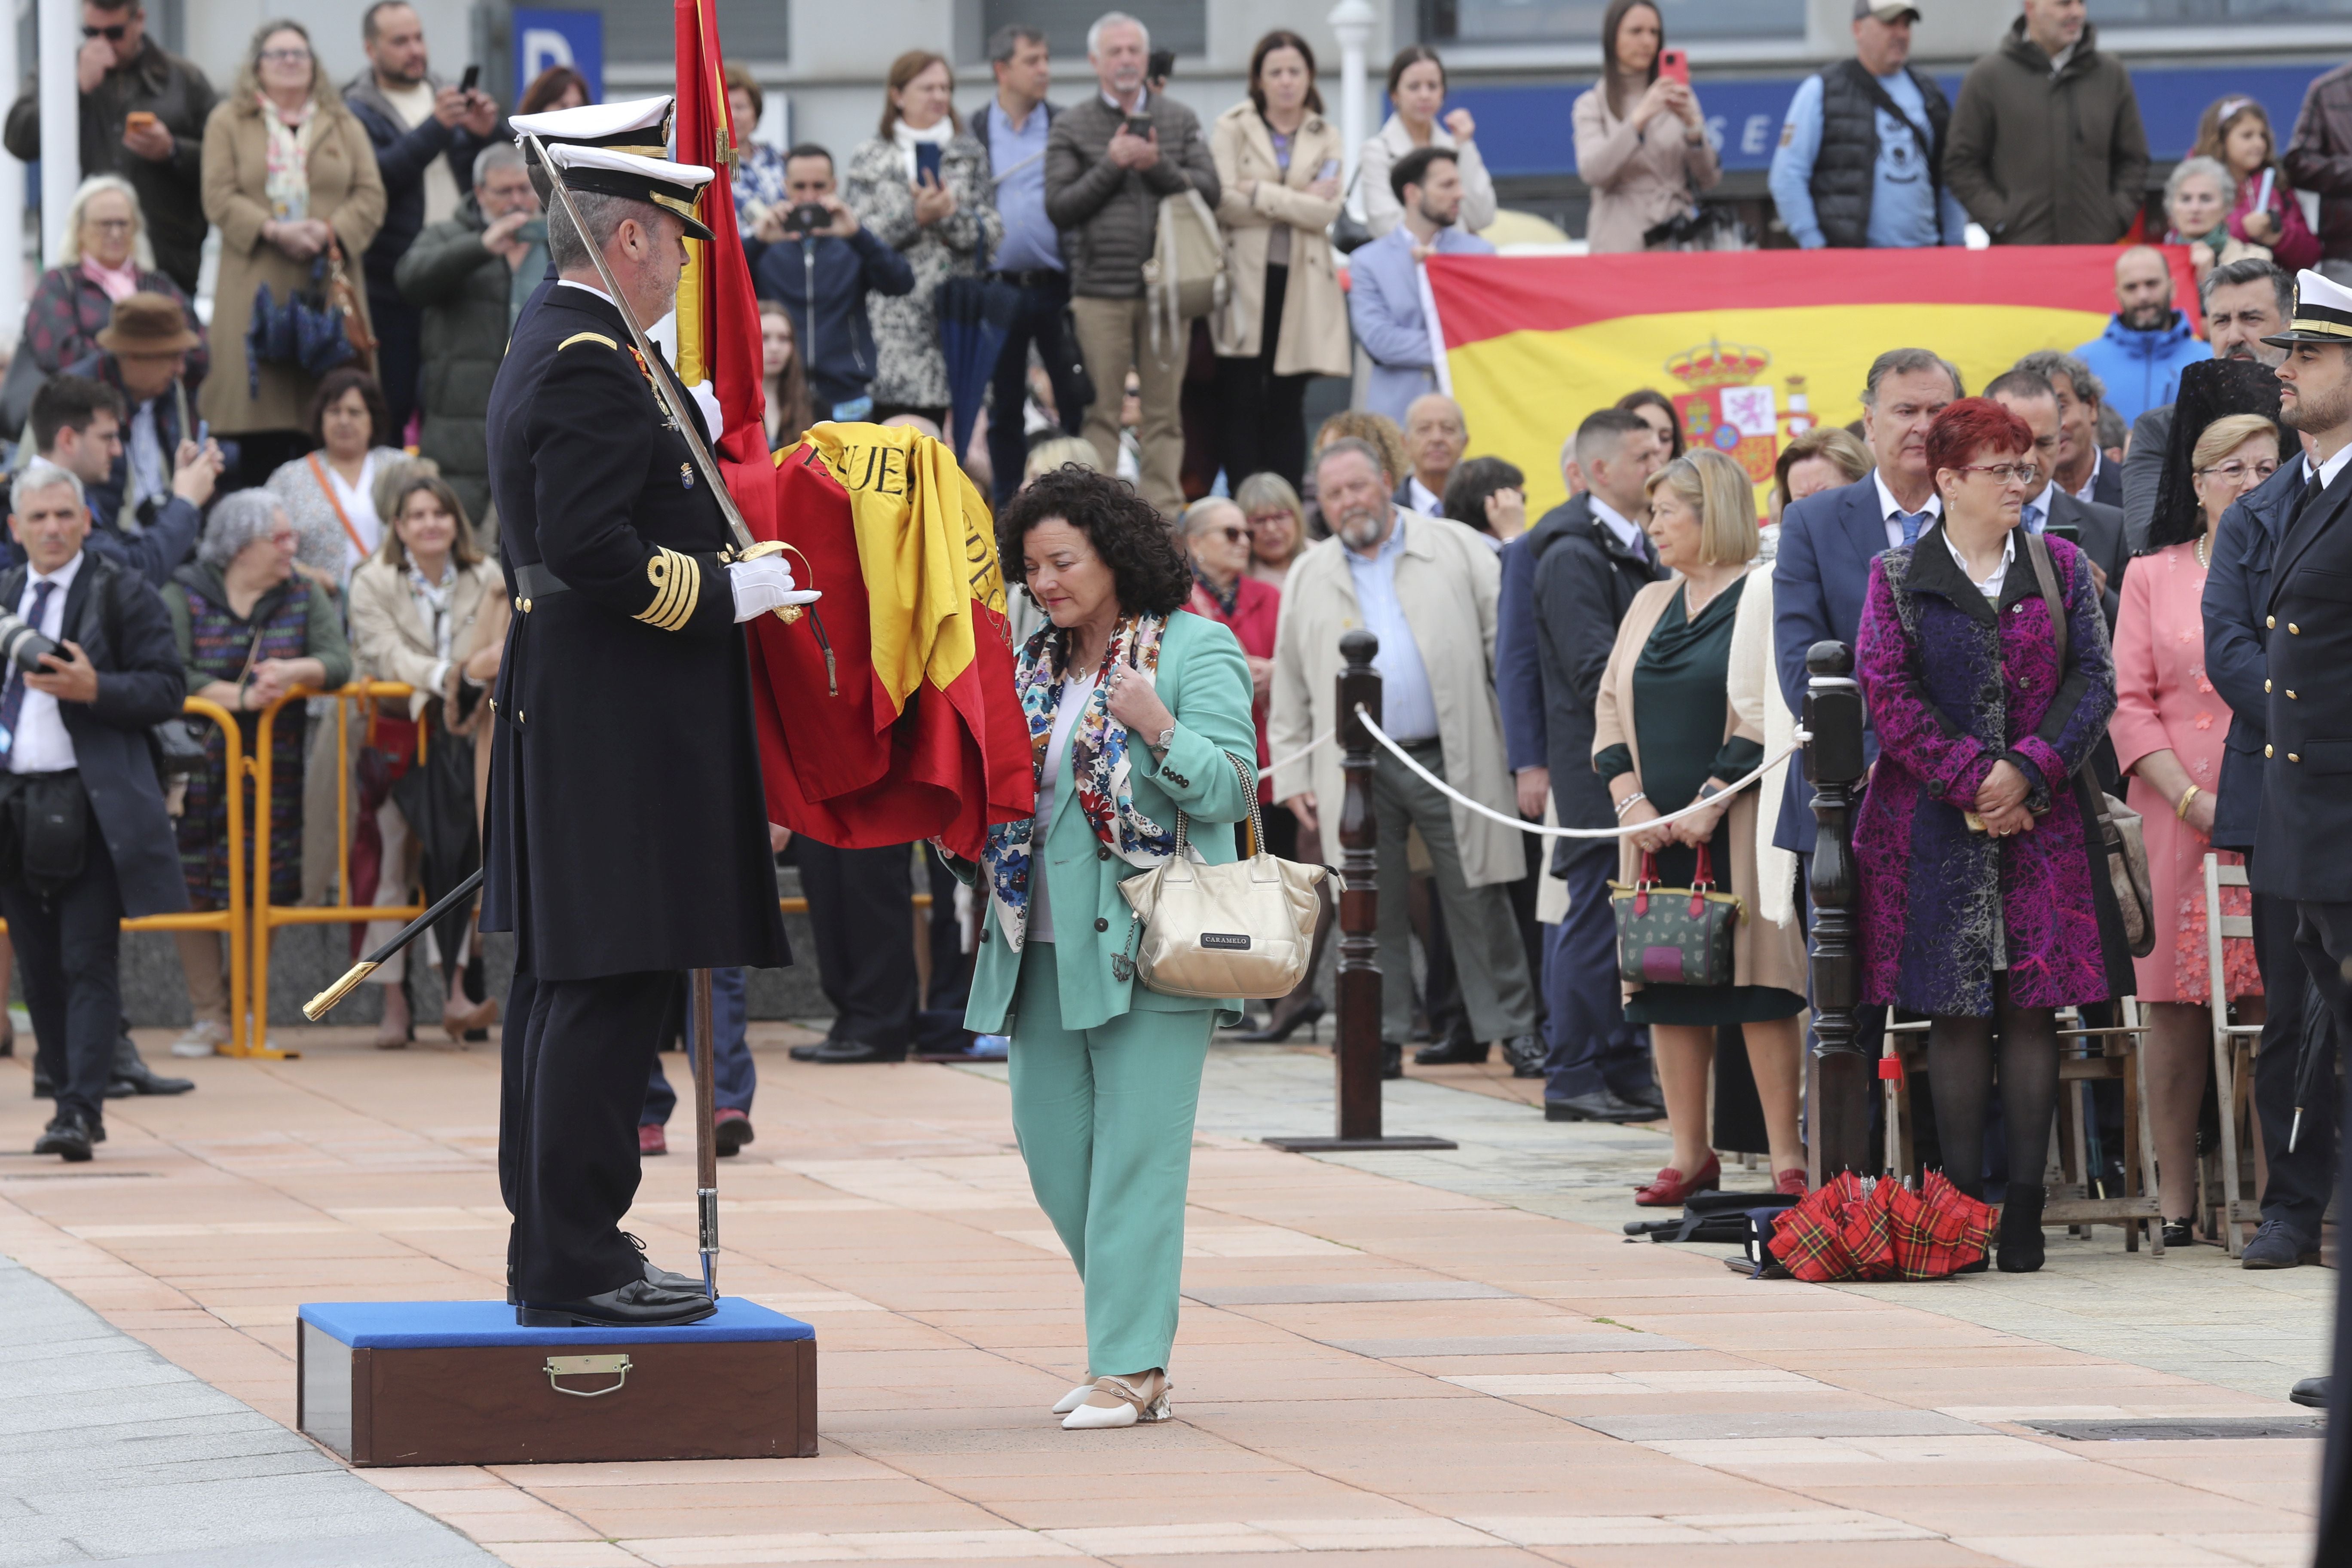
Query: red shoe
638,1123,667,1157
1633,1155,1721,1207
1774,1167,1810,1197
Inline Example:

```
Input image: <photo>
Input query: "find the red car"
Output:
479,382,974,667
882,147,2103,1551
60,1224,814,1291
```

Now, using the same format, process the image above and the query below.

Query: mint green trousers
1007,941,1213,1377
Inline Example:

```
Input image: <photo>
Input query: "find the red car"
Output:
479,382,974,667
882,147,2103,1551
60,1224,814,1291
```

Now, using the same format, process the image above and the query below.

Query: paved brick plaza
0,1028,2328,1567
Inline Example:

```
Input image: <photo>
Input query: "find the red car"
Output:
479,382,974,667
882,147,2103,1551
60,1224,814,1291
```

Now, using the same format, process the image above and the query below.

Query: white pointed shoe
1050,1383,1094,1415
1060,1373,1170,1430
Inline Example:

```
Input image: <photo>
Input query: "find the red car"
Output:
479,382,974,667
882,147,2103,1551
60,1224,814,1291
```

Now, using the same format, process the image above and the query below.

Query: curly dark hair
996,467,1193,633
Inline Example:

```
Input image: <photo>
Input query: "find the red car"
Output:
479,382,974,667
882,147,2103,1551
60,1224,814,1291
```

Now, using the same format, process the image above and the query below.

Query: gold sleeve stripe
558,331,619,352
634,547,700,632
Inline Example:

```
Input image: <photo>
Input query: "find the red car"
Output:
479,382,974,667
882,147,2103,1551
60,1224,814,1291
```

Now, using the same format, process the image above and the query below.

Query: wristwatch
1696,781,1724,802
1151,724,1176,754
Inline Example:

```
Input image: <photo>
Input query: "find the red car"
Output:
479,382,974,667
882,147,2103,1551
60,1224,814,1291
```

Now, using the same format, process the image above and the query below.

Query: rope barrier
1256,727,1336,784
1354,707,1810,840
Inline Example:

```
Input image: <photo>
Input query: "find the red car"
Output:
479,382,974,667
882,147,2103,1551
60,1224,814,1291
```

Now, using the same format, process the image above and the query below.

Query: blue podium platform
297,1298,819,1466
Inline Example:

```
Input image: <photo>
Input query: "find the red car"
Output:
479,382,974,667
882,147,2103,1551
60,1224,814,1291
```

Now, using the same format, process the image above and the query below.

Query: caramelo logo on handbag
1200,932,1252,951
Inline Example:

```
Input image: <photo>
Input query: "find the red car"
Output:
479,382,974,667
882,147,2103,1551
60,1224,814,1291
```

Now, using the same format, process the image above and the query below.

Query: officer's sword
522,132,836,697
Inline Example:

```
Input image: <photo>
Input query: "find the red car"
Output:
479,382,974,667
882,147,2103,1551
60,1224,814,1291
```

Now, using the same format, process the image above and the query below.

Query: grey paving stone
0,1258,494,1567
1570,1411,1994,1441
1185,1281,1518,1305
1327,1333,1694,1357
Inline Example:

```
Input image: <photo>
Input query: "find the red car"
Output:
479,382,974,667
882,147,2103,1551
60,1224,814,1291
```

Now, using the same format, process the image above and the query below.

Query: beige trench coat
1267,510,1521,887
347,556,503,720
1208,103,1350,377
199,94,385,434
1592,569,1805,999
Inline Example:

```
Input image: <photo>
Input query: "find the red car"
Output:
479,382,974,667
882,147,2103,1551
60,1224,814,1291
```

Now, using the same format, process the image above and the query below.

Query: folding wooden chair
2202,853,2264,1257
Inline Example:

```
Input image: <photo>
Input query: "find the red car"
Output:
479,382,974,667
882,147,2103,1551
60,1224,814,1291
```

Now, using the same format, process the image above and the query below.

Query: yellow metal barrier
249,683,423,1058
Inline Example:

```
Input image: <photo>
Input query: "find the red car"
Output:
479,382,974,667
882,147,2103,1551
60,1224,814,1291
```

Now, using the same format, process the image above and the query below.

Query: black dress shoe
1231,995,1324,1043
2291,1375,2329,1408
1544,1089,1650,1123
1614,1087,1667,1120
622,1232,704,1292
1414,1038,1489,1066
517,1277,717,1329
33,1113,94,1162
111,1035,194,1096
788,1042,821,1061
714,1110,755,1156
1381,1041,1403,1080
812,1039,908,1064
1500,1034,1546,1078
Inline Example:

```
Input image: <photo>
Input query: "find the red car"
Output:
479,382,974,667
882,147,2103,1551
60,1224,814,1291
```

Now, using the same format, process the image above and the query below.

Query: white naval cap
2268,267,2352,347
511,94,674,158
545,143,718,241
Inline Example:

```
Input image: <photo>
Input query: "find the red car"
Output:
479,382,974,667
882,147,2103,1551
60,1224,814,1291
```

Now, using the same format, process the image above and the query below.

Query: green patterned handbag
1611,845,1743,987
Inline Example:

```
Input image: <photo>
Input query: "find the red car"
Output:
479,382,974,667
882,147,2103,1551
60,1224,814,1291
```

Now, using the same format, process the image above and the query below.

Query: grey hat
1855,1,1922,20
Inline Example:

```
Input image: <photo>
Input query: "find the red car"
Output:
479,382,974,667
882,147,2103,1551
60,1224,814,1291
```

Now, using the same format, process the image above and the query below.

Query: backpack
1142,188,1226,365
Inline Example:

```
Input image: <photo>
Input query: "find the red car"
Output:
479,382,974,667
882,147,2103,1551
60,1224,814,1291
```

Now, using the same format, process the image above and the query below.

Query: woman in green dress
1592,449,1808,1206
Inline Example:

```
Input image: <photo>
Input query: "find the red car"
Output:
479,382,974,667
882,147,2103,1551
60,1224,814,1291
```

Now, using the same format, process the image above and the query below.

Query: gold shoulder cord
557,331,618,352
636,546,701,631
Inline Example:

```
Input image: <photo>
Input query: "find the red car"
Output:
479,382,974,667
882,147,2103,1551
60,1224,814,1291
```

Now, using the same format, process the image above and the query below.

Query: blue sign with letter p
512,8,603,106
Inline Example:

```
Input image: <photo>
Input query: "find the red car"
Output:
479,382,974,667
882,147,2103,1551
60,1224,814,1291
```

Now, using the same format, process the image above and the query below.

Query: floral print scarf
981,613,1176,951
259,93,316,221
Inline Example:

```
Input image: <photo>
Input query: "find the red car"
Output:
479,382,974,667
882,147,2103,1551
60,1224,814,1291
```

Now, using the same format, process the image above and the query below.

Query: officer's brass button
2268,616,2277,628
514,596,522,611
2266,680,2273,692
2291,623,2301,634
2291,753,2303,763
2267,744,2275,757
1093,917,1109,932
522,598,533,613
2290,690,2299,699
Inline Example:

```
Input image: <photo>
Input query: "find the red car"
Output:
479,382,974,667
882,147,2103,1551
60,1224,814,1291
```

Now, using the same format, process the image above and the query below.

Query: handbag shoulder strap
308,452,372,562
2024,529,2068,672
1170,750,1264,861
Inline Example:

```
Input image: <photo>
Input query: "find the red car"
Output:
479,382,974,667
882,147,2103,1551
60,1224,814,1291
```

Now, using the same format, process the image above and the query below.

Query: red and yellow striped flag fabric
1421,246,2200,514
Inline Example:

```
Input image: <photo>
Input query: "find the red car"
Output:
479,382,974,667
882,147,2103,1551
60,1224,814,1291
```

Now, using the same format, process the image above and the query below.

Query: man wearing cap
1767,3,1967,251
482,143,801,1329
59,292,220,556
2246,270,2352,1550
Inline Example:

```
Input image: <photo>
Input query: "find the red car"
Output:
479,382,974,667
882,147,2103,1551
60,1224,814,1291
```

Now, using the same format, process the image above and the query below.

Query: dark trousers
1543,846,1654,1103
2248,860,2337,1239
369,288,422,438
986,271,1083,505
501,967,672,1302
796,838,918,1048
2289,899,2352,1563
4,811,123,1127
1211,263,1310,492
643,966,756,1125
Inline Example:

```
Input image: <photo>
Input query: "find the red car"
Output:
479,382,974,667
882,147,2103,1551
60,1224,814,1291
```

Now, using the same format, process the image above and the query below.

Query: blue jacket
342,75,498,300
744,229,917,418
1772,472,1896,855
1346,223,1493,427
2202,462,2301,851
34,351,205,587
2073,311,2211,423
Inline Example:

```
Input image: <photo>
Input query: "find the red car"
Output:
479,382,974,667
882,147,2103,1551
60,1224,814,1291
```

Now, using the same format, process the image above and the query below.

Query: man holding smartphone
344,1,505,438
745,147,917,425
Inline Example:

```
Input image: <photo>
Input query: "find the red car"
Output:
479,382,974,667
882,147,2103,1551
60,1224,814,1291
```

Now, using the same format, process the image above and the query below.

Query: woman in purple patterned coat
1851,398,2133,1274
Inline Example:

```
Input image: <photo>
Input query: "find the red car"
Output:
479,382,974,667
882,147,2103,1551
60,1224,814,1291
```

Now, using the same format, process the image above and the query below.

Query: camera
0,610,57,676
781,202,833,236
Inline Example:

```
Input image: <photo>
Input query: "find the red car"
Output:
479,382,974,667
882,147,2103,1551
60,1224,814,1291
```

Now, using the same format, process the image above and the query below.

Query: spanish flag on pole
1422,246,2199,515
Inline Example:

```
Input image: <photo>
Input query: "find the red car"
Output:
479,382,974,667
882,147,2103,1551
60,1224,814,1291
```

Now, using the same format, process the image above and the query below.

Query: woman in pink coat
2110,411,2276,1245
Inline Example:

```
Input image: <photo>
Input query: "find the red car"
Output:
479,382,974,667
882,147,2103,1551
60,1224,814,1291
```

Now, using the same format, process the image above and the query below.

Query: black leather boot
1997,1182,2047,1273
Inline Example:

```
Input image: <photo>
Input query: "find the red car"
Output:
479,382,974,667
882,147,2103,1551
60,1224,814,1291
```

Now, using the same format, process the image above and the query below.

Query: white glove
727,552,821,622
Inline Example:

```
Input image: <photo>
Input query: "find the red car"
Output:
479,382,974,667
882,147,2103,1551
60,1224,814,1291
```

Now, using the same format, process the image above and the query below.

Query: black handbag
0,345,48,441
1330,164,1373,254
1611,844,1742,986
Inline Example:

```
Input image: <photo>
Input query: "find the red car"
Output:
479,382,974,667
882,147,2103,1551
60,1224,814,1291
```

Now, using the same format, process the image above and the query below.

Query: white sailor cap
2268,267,2352,347
512,95,675,160
545,143,718,242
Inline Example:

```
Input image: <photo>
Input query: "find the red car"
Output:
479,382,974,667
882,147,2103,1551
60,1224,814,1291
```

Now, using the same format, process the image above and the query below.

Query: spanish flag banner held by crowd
1421,246,2202,515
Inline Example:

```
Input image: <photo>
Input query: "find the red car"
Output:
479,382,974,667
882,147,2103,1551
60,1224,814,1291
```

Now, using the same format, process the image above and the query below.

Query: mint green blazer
959,610,1259,1034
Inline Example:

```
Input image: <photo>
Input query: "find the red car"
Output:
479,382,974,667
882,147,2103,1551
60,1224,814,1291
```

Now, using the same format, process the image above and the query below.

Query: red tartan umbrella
1769,1171,1996,1282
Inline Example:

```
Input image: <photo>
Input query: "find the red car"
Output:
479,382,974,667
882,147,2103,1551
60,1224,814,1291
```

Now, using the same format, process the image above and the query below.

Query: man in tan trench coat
1269,438,1537,1075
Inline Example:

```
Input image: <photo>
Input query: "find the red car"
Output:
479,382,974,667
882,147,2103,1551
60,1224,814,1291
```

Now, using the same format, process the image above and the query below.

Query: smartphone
124,110,157,133
784,202,832,236
1124,113,1153,139
459,64,480,94
913,141,943,187
1659,48,1689,87
195,420,208,446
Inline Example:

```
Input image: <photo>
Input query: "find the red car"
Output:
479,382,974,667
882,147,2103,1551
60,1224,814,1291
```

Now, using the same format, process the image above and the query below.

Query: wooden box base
297,1299,817,1467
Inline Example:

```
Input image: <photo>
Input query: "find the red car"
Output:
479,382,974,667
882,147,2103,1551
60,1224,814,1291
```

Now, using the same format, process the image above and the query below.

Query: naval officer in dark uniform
2249,267,2352,1564
507,96,678,338
482,144,802,1329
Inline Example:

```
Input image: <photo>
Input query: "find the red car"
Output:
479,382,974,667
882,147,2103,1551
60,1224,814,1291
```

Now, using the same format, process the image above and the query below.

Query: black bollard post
1804,640,1871,1178
1265,629,1454,1154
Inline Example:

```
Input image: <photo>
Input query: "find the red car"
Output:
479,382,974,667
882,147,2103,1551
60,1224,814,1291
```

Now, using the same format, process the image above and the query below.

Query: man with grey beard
1268,438,1537,1079
2121,257,2291,552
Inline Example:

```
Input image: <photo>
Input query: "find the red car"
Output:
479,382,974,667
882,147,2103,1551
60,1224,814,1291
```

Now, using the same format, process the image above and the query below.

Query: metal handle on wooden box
544,1354,631,1397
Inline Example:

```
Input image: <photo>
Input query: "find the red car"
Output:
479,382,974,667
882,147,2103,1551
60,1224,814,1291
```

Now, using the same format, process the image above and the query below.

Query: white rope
1355,707,1810,840
1257,727,1336,784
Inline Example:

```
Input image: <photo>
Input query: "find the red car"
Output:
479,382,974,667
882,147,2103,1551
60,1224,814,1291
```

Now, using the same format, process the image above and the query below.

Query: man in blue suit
1771,346,1960,861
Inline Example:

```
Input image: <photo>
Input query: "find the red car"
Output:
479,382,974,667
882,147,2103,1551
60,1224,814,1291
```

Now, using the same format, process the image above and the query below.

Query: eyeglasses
258,47,312,64
82,218,132,234
1244,511,1291,530
1954,462,2040,487
81,24,127,40
2198,458,2280,483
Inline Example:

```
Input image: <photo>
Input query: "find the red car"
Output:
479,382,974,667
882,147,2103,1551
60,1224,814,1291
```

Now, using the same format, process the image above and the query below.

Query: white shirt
2066,449,2104,506
1874,469,1943,548
1406,476,1444,518
326,451,383,576
126,400,168,513
379,77,462,227
7,551,83,774
2305,442,2352,492
1589,494,1646,554
1030,672,1099,943
1944,526,2015,600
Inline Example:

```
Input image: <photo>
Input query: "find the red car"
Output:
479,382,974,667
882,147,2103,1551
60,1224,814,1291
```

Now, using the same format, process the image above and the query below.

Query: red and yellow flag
1422,245,2201,514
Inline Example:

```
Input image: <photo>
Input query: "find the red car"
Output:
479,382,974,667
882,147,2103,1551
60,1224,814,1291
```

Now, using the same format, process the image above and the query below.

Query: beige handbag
1114,753,1336,1000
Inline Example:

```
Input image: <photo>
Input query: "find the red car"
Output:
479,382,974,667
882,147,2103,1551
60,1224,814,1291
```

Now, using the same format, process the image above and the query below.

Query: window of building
601,2,790,64
978,0,1204,60
2090,0,2352,21
1421,0,1804,47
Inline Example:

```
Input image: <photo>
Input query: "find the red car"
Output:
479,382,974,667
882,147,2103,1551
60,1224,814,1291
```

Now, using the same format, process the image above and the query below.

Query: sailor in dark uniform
2252,267,2352,1559
482,144,804,1329
506,96,678,340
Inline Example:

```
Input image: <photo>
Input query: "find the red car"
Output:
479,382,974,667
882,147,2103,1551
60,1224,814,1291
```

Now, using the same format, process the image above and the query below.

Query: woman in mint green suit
950,467,1257,1430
